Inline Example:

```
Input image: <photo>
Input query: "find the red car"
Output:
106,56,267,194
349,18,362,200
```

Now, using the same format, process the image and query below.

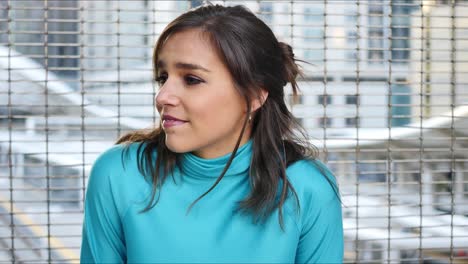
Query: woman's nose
155,82,178,109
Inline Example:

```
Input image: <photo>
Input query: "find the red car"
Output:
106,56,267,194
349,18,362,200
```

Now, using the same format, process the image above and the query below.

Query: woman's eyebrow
157,60,210,72
175,62,210,72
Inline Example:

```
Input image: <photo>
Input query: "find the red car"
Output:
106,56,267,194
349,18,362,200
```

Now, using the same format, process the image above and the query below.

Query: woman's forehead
160,29,211,54
157,30,220,69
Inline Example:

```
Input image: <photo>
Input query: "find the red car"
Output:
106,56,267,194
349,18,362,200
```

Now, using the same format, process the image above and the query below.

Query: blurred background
0,0,467,263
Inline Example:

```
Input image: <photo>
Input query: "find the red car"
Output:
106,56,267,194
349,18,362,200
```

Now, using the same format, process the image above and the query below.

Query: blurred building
80,0,419,137
0,0,79,79
410,1,468,119
1,1,467,263
248,1,417,138
81,1,153,74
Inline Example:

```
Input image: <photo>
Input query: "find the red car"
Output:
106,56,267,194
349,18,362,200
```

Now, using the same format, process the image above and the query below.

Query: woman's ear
251,89,269,113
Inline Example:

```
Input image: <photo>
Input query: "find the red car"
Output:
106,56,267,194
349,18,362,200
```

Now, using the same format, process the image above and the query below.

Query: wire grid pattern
0,0,467,263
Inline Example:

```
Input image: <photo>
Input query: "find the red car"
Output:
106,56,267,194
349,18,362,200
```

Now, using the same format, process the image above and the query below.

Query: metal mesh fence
0,0,467,263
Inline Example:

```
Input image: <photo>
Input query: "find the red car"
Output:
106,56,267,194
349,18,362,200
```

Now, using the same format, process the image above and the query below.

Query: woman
81,4,343,264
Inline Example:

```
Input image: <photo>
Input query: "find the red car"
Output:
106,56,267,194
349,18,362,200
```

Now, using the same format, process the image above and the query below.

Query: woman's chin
165,139,192,154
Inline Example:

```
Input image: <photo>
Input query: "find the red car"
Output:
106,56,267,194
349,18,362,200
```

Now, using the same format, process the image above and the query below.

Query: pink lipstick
162,114,187,128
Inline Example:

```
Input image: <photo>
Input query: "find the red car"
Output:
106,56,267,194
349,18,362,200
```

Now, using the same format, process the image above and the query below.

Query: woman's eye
155,74,167,86
184,75,203,85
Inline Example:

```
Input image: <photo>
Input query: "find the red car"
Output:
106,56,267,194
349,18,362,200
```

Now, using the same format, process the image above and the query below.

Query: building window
367,0,385,64
346,50,358,62
259,2,273,25
319,117,332,127
346,117,359,127
190,0,203,8
304,49,324,61
88,32,95,44
391,27,410,63
303,7,324,23
318,95,331,105
368,15,383,27
345,12,358,24
289,94,304,105
303,28,324,43
368,0,384,14
390,84,411,127
346,95,359,105
368,31,384,63
295,117,304,126
346,31,357,44
106,10,112,21
390,0,415,64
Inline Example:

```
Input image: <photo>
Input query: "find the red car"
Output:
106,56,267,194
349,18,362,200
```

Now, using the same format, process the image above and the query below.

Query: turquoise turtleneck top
80,141,343,263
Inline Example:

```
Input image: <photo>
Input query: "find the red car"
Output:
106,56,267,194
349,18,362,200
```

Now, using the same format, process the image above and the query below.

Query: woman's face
155,29,250,159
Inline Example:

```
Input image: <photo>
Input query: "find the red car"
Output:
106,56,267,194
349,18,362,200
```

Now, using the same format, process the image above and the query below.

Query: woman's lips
162,115,188,128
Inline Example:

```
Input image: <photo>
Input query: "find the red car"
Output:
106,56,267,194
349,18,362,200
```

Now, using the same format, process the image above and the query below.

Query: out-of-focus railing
0,0,467,263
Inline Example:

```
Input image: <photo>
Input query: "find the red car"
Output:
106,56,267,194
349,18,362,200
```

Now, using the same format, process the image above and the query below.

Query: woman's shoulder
86,142,152,220
88,142,152,202
89,142,151,191
92,142,147,172
286,158,338,198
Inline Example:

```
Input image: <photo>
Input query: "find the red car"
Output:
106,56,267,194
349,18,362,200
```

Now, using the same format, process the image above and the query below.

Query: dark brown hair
117,4,337,228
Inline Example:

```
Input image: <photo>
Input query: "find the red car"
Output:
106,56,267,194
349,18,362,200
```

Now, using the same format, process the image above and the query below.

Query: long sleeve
295,190,343,263
291,160,344,264
80,147,127,263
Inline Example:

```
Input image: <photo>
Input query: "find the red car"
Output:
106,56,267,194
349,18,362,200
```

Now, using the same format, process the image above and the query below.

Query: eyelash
184,75,203,85
155,73,204,86
155,74,167,86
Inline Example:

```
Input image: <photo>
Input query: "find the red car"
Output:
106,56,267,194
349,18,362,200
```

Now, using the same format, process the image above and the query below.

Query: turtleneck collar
180,140,253,179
